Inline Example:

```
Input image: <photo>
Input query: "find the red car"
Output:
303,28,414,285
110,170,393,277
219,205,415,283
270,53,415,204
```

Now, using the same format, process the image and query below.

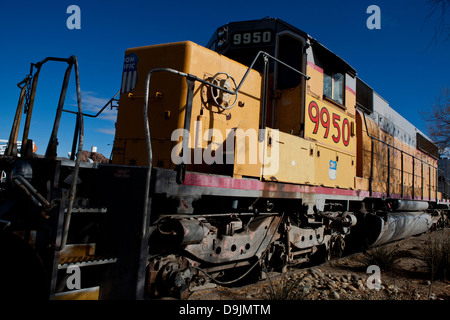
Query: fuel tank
390,200,429,212
364,211,432,247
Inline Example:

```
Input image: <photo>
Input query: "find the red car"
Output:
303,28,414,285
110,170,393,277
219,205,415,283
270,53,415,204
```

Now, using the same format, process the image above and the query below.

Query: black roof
270,18,357,77
215,17,357,77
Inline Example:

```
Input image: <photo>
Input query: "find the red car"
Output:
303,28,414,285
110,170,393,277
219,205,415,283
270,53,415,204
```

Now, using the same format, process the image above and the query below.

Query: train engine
0,18,448,300
110,18,447,297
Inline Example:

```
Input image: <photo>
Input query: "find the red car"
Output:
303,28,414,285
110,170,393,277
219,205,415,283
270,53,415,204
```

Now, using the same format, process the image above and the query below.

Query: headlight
217,27,227,38
216,27,228,50
216,39,226,48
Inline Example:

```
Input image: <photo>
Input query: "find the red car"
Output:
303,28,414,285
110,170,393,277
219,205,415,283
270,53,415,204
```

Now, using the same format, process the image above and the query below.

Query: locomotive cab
209,18,358,188
209,18,309,136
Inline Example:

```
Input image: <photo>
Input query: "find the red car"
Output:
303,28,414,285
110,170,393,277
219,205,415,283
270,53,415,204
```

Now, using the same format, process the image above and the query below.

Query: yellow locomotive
0,18,448,299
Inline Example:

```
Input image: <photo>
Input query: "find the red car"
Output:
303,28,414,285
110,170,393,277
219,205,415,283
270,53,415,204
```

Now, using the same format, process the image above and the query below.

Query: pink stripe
183,172,358,197
307,61,323,74
182,172,448,202
346,86,356,96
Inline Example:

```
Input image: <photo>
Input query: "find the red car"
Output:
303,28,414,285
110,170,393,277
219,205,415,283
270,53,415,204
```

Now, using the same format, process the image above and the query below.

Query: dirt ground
188,229,450,300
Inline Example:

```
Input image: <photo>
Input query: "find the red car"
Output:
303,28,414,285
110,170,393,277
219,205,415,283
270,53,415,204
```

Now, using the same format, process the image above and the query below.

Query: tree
425,0,450,44
421,87,450,156
422,2,449,156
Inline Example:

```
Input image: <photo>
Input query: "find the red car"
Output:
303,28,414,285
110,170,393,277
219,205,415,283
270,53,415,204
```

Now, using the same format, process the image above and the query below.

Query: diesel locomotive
0,17,448,300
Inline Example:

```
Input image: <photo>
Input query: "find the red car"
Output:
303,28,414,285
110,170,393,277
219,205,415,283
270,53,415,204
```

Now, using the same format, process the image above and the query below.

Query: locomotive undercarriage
143,174,449,299
145,191,358,298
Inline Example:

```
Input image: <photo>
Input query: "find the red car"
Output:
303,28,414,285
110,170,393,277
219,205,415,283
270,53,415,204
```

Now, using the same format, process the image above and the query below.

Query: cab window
323,71,344,105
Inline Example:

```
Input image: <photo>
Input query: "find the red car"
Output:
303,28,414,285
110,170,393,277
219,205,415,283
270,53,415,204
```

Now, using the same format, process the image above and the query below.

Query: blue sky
0,0,448,158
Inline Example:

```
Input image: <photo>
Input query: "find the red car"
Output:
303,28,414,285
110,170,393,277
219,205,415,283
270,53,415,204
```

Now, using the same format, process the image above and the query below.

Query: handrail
62,91,120,118
61,56,84,249
361,110,437,168
9,55,84,249
359,108,438,200
62,91,119,160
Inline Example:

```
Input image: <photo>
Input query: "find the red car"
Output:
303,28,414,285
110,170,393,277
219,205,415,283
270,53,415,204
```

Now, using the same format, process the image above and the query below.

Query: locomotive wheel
151,256,193,299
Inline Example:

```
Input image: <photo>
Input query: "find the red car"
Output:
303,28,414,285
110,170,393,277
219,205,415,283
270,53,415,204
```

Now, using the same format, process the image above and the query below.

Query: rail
62,91,119,160
62,91,119,118
6,55,84,249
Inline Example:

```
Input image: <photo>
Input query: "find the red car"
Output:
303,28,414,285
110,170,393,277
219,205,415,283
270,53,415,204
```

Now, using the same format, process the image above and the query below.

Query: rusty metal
184,215,281,265
21,66,41,157
15,56,83,159
45,61,74,159
147,213,284,296
70,115,80,161
61,56,84,249
6,78,29,156
157,218,209,246
289,225,326,250
12,175,55,210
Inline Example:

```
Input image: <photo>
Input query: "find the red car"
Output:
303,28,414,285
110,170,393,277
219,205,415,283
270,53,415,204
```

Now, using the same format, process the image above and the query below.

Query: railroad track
186,228,448,300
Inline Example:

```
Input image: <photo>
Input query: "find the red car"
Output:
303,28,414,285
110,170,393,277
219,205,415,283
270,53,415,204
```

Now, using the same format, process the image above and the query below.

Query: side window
323,70,344,105
276,34,304,90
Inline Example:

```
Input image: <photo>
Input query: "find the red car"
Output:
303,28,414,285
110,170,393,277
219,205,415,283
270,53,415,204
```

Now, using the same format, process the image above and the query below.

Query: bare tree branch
421,87,450,156
424,0,450,47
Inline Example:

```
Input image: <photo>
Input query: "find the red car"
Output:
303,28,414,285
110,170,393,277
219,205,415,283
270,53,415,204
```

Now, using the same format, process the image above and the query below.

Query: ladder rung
58,256,117,269
60,243,96,258
65,207,107,213
54,286,100,300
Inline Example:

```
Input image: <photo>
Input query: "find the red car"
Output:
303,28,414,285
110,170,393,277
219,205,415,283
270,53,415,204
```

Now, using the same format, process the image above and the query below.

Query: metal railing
360,110,439,201
6,56,84,249
62,91,119,160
